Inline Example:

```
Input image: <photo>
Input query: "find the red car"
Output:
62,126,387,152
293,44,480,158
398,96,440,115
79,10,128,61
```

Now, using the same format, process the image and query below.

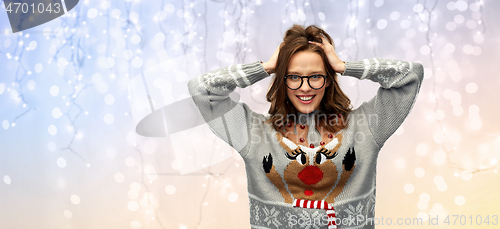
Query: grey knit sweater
188,59,424,229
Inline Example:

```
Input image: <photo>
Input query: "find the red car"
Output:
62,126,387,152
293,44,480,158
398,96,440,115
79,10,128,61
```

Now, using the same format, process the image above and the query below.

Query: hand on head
262,42,283,75
262,32,345,76
308,36,345,74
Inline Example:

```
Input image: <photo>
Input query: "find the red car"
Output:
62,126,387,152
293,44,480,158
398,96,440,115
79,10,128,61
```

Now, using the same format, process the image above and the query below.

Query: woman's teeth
297,95,314,101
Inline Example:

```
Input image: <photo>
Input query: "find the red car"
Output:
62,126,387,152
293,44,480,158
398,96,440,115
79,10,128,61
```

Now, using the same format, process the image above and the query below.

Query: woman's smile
296,95,316,103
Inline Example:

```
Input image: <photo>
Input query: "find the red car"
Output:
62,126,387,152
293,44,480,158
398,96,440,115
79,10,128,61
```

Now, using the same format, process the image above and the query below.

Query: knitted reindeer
262,132,355,204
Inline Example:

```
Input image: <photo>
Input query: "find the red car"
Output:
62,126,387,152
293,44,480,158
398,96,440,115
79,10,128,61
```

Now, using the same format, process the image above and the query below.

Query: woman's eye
289,75,300,80
311,75,322,79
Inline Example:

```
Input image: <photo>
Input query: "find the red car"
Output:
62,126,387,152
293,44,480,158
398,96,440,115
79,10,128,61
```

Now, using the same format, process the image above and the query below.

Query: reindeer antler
276,132,343,160
320,132,343,159
276,133,305,160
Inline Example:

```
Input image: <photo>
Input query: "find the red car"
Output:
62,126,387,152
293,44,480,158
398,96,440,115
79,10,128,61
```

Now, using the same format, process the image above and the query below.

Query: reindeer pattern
262,131,356,204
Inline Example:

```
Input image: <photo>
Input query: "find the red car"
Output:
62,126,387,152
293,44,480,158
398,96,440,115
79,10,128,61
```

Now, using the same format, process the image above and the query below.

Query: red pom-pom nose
298,166,323,185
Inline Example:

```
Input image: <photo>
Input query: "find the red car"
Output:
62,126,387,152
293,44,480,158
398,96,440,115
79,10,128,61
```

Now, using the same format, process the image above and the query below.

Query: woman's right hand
262,43,283,74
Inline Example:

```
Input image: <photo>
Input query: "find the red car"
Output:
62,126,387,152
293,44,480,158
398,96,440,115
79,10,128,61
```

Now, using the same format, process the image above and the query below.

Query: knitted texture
188,59,424,229
293,199,337,228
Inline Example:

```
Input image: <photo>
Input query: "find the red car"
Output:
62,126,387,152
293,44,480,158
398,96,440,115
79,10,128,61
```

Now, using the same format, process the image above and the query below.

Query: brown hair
266,25,352,134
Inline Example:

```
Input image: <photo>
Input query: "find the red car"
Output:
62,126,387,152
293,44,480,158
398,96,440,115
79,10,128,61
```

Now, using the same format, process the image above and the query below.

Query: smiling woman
188,24,424,228
286,50,329,114
266,25,351,137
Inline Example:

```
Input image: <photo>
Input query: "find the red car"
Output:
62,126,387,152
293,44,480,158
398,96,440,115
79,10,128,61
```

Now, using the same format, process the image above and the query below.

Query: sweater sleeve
187,61,269,157
343,58,424,147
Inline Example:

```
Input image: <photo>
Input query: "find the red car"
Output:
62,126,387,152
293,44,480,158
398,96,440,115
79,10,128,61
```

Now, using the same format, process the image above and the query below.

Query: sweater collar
292,110,322,127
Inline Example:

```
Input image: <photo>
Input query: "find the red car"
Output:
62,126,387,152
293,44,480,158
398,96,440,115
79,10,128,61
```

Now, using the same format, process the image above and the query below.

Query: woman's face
286,50,330,114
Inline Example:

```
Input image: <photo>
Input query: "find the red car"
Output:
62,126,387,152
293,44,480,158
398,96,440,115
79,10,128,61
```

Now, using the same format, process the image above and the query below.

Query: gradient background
0,0,499,228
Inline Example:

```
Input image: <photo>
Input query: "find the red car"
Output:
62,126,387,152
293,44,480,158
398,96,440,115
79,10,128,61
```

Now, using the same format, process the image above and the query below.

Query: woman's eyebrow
287,71,326,75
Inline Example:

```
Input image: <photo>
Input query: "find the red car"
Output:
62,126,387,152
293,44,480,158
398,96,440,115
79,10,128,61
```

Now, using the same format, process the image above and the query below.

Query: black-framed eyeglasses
284,74,327,90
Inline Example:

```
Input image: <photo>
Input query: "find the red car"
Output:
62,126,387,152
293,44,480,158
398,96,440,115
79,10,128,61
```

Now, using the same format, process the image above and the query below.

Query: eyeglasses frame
284,74,328,90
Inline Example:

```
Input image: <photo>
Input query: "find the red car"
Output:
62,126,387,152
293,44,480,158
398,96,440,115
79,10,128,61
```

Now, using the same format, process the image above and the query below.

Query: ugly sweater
188,59,424,229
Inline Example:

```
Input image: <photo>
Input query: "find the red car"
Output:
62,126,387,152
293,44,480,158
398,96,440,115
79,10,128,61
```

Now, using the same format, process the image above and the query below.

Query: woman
188,25,424,229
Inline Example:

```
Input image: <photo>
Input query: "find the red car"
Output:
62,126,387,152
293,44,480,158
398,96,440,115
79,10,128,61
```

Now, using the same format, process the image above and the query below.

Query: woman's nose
299,80,312,91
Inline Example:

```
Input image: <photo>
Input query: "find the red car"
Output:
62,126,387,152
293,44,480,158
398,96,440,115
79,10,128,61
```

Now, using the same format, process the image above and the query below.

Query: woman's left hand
309,37,345,74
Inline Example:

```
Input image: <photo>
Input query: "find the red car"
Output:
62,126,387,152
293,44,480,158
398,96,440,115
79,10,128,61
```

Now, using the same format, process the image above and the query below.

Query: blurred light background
0,0,499,228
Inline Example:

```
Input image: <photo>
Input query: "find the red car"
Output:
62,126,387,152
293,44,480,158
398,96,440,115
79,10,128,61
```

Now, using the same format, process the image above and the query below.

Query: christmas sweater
188,58,424,229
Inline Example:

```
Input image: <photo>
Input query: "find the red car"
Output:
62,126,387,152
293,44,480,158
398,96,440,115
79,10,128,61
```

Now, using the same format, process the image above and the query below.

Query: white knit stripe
292,199,298,207
328,225,337,229
227,66,243,87
326,210,335,214
313,200,318,209
307,200,312,208
297,199,305,208
236,64,251,86
360,59,370,80
372,58,380,75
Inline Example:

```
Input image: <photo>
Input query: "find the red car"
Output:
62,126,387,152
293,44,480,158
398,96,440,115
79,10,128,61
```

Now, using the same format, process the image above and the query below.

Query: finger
308,40,323,47
322,35,329,44
320,35,336,50
320,36,331,47
309,41,326,52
